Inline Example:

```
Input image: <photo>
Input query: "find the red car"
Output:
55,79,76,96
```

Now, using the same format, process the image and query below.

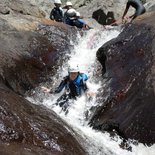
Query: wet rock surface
1,0,155,153
90,12,155,145
0,14,75,95
0,1,86,154
145,0,155,12
0,82,86,155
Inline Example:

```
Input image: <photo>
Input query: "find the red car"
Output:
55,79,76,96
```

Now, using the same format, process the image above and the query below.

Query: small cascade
28,27,155,155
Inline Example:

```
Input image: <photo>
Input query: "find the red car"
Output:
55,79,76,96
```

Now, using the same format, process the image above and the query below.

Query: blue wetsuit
127,0,145,19
53,73,88,108
73,19,87,29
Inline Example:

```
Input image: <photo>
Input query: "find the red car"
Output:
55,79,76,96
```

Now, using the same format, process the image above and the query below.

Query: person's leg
132,7,146,20
56,93,72,113
73,19,85,28
65,18,74,26
56,94,68,107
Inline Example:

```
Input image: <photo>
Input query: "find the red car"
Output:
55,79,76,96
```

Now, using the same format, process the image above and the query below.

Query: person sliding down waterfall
41,65,94,112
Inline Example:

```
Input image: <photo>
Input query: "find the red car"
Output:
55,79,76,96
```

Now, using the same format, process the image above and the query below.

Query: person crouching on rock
63,2,90,29
122,0,146,22
73,12,91,30
50,0,64,22
63,1,75,26
41,65,93,111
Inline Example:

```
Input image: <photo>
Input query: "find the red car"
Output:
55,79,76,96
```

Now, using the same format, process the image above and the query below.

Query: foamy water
28,27,155,155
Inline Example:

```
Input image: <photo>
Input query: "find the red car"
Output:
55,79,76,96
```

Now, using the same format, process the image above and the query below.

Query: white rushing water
28,27,155,155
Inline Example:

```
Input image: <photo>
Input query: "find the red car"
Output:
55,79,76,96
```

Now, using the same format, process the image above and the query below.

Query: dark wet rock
0,142,58,155
0,83,86,155
0,14,76,95
0,2,86,154
90,12,155,145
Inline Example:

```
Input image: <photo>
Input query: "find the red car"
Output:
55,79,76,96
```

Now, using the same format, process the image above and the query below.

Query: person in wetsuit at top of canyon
122,0,146,22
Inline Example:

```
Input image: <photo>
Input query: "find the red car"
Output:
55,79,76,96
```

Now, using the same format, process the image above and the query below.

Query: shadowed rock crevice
92,9,115,25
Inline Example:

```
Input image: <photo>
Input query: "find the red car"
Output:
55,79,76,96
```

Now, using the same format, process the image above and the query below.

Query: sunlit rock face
91,12,155,145
0,0,54,18
145,0,155,12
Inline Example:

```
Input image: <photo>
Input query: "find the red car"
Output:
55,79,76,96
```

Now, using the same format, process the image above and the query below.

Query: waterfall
28,27,155,155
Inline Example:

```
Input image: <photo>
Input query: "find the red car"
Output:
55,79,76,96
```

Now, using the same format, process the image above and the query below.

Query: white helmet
54,0,62,4
66,1,73,6
75,11,80,17
66,8,76,17
68,65,80,73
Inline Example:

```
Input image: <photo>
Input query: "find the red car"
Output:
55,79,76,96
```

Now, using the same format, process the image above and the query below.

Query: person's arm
80,73,89,92
60,8,64,22
60,7,64,17
81,73,89,81
41,77,68,94
63,11,67,23
122,3,130,20
50,9,54,20
41,82,64,94
54,77,68,93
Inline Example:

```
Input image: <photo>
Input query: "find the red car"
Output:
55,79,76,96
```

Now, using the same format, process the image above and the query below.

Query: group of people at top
41,0,146,112
50,0,146,29
50,0,90,29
